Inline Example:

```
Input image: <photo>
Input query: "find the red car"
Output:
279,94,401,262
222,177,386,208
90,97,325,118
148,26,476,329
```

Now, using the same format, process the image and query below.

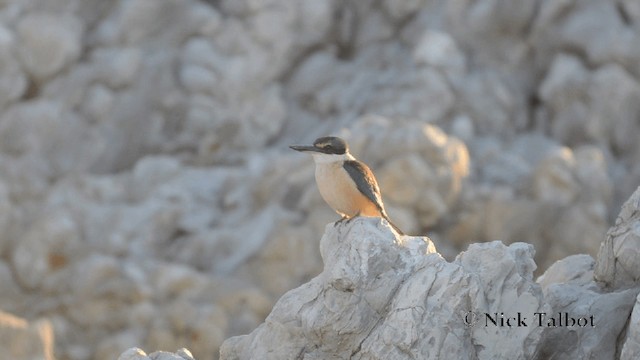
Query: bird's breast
314,162,380,217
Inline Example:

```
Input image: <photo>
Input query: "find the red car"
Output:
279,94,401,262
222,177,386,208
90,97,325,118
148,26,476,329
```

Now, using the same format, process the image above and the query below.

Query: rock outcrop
536,255,638,359
0,310,54,360
218,187,640,360
2,0,640,359
220,217,546,359
118,347,195,360
595,185,640,289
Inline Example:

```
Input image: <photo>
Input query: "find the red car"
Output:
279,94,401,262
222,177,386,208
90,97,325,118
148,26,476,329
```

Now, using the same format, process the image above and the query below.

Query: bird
290,136,404,235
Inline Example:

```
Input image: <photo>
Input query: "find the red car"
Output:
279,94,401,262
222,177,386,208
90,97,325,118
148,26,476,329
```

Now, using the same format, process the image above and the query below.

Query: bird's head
290,136,351,163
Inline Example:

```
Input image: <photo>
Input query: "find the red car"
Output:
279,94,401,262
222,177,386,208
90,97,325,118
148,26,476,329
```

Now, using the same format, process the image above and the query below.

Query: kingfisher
290,136,404,235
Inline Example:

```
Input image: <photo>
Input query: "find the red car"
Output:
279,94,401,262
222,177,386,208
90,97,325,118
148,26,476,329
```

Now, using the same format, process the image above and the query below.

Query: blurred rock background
0,0,638,359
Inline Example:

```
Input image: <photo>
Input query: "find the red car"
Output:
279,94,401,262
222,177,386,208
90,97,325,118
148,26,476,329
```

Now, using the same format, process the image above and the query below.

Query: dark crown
313,136,348,155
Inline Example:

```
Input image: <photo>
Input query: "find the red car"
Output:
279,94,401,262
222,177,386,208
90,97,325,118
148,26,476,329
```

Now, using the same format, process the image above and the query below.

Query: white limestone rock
118,347,196,360
0,25,27,110
0,178,12,254
537,254,638,360
453,137,611,270
294,0,333,46
538,54,591,145
531,144,611,212
0,261,22,313
457,69,528,136
242,225,323,297
553,1,636,69
413,30,467,81
10,210,81,291
118,347,149,360
90,47,143,89
16,13,83,82
3,1,640,359
621,292,640,360
178,32,289,159
220,218,547,360
0,100,103,178
532,147,580,205
2,152,297,358
0,310,54,360
287,43,456,124
620,0,640,22
595,185,640,289
537,254,595,290
93,0,218,47
539,53,640,158
382,0,427,21
174,0,334,160
452,241,547,360
446,0,537,59
538,282,637,359
81,84,115,122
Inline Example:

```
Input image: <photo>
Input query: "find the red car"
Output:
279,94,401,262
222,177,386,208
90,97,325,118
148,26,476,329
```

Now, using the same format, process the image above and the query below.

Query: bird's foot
334,215,349,227
345,212,361,224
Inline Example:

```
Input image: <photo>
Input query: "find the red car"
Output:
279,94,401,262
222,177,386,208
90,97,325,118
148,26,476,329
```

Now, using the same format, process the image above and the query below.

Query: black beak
289,145,318,152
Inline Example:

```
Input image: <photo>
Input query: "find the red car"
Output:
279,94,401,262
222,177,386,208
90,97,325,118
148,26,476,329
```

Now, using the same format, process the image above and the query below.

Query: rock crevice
218,187,640,360
220,218,547,360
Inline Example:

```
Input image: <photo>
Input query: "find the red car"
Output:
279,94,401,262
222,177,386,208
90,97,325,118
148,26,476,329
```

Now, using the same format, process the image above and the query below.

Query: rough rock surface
219,185,640,359
595,185,640,289
0,310,54,360
118,347,195,360
1,0,640,359
220,218,548,359
536,255,639,359
622,292,640,360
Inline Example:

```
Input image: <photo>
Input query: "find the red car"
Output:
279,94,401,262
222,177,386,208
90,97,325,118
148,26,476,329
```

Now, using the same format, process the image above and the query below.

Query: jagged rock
531,145,611,262
118,347,195,360
0,261,22,313
0,310,54,360
536,254,638,360
10,209,81,290
595,185,640,289
221,209,640,360
535,190,640,359
539,53,640,158
539,285,636,359
0,25,27,110
0,100,103,178
16,13,83,82
621,292,640,360
532,147,580,205
537,54,591,146
118,348,149,360
382,0,429,21
220,218,547,359
1,1,640,359
552,1,637,70
448,137,611,270
537,254,595,289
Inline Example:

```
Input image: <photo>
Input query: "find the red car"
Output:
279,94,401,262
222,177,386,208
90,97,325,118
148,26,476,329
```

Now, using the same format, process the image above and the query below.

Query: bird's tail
382,213,404,236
